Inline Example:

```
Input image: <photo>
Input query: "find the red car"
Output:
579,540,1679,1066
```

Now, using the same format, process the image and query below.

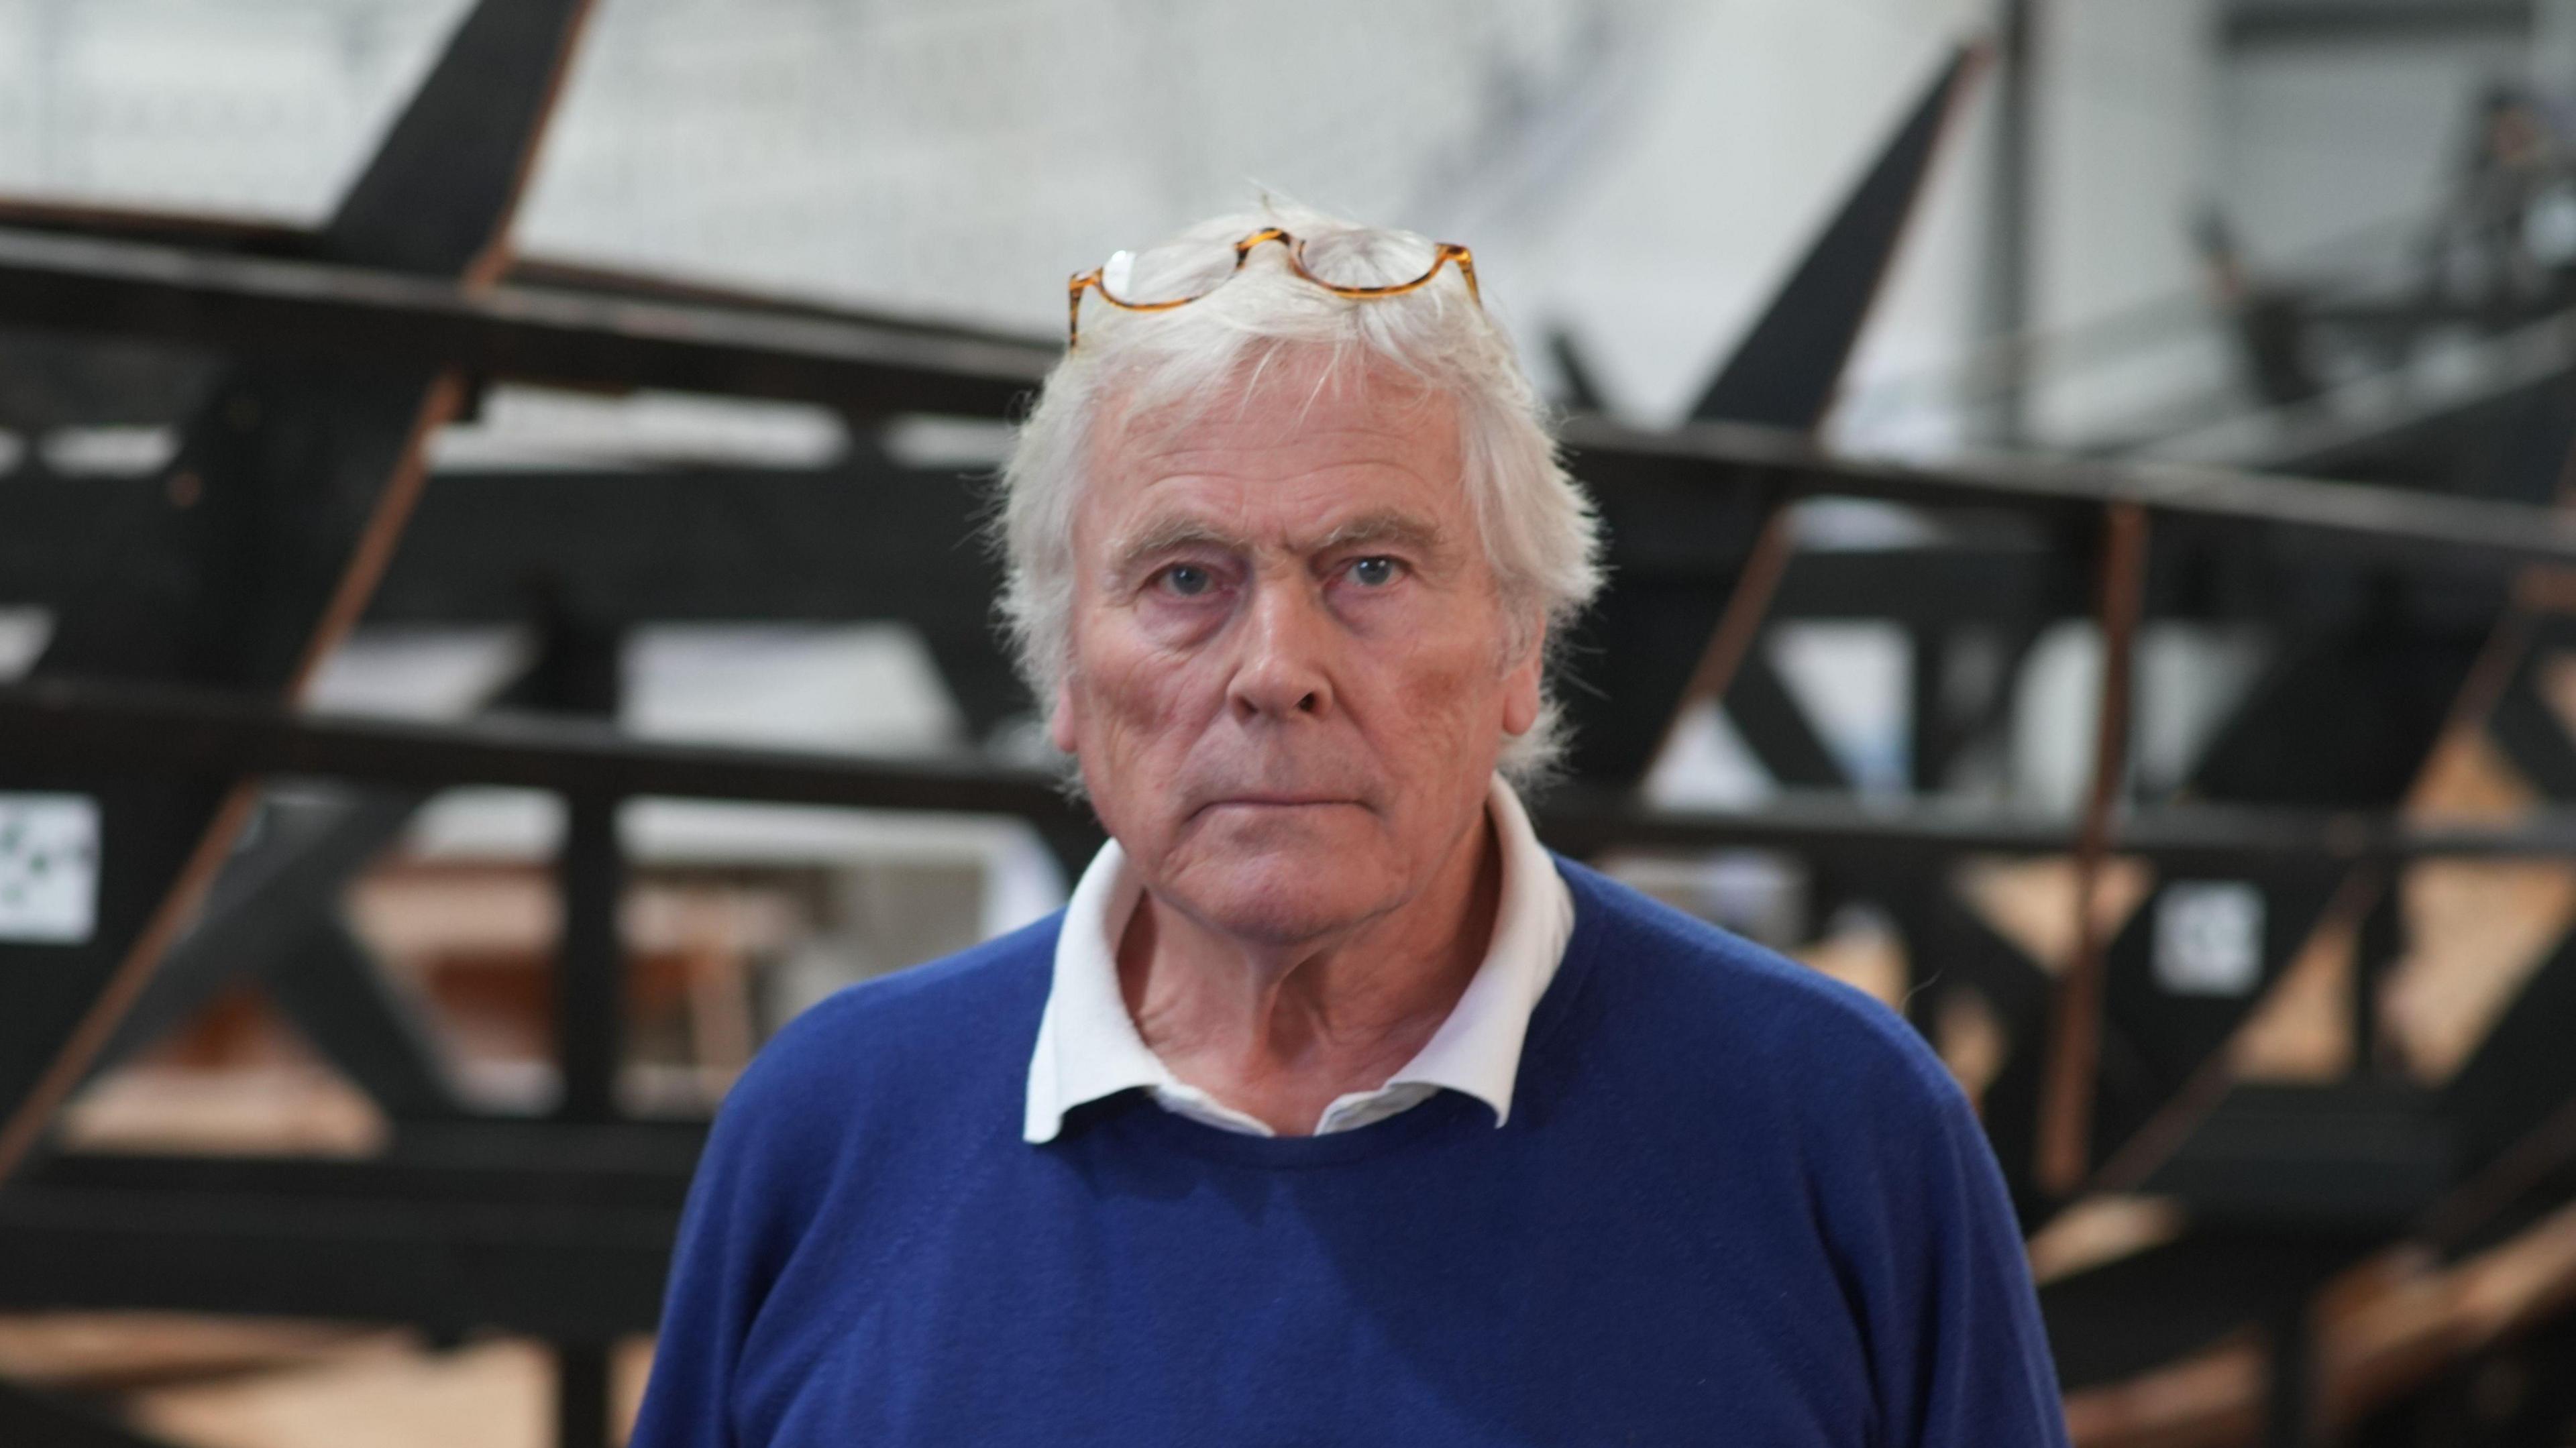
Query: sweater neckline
1067,857,1613,1170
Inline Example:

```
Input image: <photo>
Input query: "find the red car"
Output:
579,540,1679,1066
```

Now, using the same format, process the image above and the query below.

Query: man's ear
1501,623,1544,738
1047,676,1081,756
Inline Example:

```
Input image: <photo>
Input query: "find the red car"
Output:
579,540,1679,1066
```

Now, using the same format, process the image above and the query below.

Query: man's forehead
1110,422,1441,477
1100,388,1454,469
1095,345,1454,452
1084,374,1466,543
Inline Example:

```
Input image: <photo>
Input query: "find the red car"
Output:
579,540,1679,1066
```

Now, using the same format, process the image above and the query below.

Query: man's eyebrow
1317,512,1447,556
1108,519,1250,575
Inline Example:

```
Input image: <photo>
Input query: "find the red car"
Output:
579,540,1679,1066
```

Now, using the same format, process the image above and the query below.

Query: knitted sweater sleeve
626,1093,767,1448
627,1021,837,1448
1841,1044,2072,1448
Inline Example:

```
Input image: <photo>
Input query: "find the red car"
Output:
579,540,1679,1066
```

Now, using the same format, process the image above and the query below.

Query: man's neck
1117,816,1503,1135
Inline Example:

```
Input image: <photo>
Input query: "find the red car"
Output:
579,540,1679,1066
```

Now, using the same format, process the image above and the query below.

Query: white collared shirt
1022,776,1575,1143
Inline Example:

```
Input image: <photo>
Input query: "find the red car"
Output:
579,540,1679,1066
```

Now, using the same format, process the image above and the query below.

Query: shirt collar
1022,775,1573,1144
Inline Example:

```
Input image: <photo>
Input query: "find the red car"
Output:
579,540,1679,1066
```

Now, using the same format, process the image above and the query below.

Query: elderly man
631,207,2068,1447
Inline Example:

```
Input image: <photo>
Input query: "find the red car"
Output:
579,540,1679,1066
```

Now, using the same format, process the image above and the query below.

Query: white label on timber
0,793,101,944
2153,881,2265,997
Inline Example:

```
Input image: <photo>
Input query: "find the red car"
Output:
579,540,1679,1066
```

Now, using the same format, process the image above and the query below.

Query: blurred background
7,1,2576,1445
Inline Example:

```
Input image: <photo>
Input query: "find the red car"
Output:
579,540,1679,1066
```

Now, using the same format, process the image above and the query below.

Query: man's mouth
1191,793,1365,819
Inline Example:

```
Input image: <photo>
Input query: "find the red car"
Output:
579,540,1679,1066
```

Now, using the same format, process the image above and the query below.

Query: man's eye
1159,564,1214,597
1346,556,1401,588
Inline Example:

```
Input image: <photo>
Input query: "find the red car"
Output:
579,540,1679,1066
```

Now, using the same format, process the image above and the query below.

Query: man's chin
1178,799,1375,856
1157,830,1397,947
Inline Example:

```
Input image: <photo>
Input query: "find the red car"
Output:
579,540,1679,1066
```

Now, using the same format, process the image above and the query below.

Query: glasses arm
1066,270,1099,349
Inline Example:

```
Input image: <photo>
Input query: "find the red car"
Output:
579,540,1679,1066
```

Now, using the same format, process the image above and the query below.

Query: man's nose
1227,577,1336,722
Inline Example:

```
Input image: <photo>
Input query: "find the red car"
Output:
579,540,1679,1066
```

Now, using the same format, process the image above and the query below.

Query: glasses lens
1295,228,1444,291
1099,241,1240,306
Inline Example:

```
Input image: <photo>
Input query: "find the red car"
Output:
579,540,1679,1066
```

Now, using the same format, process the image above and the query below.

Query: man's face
1051,364,1542,948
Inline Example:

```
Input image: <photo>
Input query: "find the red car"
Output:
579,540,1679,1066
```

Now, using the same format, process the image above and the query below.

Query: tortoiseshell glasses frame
1065,226,1481,347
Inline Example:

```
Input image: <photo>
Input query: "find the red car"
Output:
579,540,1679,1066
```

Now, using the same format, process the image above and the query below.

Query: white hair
996,201,1604,784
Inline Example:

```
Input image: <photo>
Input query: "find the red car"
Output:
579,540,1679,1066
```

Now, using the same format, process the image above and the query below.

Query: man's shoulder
1552,856,1958,1117
721,913,1060,1127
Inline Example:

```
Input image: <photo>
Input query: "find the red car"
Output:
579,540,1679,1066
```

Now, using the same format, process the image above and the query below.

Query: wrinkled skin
1049,356,1543,1130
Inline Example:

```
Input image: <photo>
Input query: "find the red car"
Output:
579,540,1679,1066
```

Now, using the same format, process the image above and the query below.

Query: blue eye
1348,557,1399,587
1163,564,1213,596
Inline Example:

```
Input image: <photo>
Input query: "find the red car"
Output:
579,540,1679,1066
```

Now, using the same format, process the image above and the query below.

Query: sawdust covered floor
5,967,673,1447
0,1313,653,1448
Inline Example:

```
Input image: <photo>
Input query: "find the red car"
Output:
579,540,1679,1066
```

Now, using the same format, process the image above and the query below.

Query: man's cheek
1381,657,1487,733
1118,656,1215,734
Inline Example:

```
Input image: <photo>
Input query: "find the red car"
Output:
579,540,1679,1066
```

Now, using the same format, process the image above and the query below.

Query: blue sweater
631,858,2068,1447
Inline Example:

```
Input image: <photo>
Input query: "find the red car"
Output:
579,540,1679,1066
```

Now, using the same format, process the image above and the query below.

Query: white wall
2024,0,2225,444
2219,36,2522,261
1485,0,1992,429
0,0,2003,437
0,0,2535,461
0,0,460,219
